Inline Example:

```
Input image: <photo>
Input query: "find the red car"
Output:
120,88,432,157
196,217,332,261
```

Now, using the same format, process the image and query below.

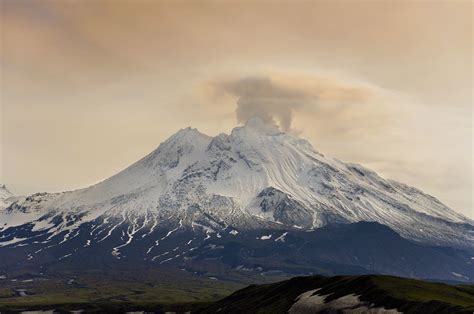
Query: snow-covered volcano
1,117,472,250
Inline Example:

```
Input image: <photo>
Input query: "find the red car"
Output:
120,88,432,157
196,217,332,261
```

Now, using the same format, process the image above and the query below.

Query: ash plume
208,74,376,131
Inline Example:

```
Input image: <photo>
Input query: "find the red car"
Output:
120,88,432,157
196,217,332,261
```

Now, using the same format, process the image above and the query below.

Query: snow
0,118,472,251
0,184,14,210
0,185,13,198
275,232,288,242
59,253,72,260
161,223,180,241
451,272,469,280
151,251,169,261
289,289,401,314
0,237,28,247
112,215,148,258
192,222,215,236
160,257,174,264
98,215,126,243
259,234,272,240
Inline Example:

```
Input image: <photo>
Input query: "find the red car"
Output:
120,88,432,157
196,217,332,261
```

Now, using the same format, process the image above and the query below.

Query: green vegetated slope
199,275,474,314
0,268,246,312
1,272,473,313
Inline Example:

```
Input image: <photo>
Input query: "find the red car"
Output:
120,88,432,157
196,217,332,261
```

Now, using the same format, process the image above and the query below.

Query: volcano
1,117,472,282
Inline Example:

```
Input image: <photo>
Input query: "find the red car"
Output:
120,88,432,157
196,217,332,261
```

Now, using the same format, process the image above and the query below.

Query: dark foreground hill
199,275,474,314
0,274,472,313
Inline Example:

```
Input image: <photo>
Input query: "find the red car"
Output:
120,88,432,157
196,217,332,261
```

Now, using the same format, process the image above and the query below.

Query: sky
0,0,472,218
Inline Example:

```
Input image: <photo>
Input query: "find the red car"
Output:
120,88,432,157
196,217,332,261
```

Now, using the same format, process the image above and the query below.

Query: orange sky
1,0,472,218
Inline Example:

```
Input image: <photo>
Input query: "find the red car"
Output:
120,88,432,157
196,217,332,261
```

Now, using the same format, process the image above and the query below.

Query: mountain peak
0,184,13,199
244,116,268,128
174,126,207,138
162,127,211,147
0,184,14,210
236,116,282,135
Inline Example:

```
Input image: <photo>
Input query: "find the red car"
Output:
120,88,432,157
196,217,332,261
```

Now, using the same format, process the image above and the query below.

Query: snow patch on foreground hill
289,288,401,314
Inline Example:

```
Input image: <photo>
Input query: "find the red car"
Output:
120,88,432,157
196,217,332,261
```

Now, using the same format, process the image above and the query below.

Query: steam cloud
209,74,377,131
218,77,307,130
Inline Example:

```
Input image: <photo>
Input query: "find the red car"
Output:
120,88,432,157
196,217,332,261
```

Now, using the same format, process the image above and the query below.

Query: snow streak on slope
0,117,472,251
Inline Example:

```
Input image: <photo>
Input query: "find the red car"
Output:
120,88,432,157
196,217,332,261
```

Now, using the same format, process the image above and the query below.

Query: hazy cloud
206,73,386,132
214,77,307,130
